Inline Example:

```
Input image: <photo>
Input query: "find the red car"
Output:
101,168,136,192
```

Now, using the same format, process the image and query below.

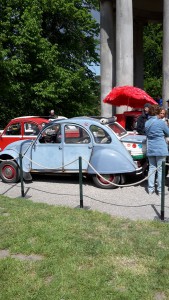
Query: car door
0,121,22,151
62,124,93,171
30,123,63,171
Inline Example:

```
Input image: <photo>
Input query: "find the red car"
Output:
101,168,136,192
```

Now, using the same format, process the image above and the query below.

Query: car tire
0,161,20,183
92,174,120,189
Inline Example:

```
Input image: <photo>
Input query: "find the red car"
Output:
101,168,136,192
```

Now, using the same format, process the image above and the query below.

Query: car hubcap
2,165,15,179
98,175,114,185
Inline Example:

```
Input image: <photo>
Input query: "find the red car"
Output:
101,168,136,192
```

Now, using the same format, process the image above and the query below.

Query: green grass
0,196,169,300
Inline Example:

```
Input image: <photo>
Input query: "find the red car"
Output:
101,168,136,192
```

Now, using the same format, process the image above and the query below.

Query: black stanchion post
19,153,25,197
160,161,165,221
79,156,83,208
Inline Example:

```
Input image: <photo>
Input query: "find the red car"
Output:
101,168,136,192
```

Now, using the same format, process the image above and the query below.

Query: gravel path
0,174,169,221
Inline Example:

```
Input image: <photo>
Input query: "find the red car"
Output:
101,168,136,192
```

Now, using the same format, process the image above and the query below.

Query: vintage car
0,116,49,152
107,120,147,167
116,110,142,131
0,117,145,188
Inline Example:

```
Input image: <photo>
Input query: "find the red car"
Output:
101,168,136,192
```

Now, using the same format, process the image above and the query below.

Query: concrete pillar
100,0,115,117
134,22,144,89
162,0,169,108
116,0,133,113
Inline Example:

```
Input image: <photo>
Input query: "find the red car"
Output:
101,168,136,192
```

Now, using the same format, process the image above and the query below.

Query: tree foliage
0,0,100,127
143,23,163,99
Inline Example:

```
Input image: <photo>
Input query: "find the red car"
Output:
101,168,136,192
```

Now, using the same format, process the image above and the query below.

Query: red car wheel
92,174,120,189
0,161,20,183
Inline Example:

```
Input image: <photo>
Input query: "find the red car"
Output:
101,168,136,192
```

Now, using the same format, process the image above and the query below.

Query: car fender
0,140,33,173
88,147,137,174
0,149,20,164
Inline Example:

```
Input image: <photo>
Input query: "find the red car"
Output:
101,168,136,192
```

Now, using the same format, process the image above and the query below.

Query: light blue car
0,117,143,189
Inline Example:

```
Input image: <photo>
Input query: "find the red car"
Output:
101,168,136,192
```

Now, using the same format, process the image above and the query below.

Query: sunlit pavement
0,174,169,221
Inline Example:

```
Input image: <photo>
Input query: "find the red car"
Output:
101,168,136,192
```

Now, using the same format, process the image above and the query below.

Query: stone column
116,0,133,113
100,0,115,117
134,22,144,89
162,0,169,108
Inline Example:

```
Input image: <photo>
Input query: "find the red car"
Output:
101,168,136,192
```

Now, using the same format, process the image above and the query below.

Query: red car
115,110,142,131
0,116,49,152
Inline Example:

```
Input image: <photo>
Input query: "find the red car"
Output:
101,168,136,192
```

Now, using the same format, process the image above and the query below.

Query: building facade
100,0,169,116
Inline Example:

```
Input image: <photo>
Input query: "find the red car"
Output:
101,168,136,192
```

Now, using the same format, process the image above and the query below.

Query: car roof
48,116,100,125
47,116,117,127
10,116,49,123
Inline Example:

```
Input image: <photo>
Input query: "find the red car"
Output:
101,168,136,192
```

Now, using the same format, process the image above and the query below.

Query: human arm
136,116,145,135
163,122,169,136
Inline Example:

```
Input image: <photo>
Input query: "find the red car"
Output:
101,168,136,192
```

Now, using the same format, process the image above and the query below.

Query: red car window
5,122,21,136
24,122,40,135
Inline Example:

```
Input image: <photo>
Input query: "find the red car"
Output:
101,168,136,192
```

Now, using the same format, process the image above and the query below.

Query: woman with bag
145,105,169,195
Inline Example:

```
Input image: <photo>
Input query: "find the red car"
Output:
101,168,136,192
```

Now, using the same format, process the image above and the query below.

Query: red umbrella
103,85,157,108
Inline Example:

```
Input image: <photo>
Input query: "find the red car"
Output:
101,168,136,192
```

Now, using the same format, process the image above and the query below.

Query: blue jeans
148,156,166,193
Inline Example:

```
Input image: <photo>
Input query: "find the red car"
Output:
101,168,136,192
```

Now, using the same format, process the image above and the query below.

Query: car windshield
108,123,127,138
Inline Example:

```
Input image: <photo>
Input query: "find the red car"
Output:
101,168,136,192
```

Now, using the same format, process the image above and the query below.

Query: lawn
0,195,169,300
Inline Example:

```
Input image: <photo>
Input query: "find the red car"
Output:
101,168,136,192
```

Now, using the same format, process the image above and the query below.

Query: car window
5,122,21,135
24,122,40,135
90,125,111,144
108,123,127,137
64,125,90,144
39,124,61,143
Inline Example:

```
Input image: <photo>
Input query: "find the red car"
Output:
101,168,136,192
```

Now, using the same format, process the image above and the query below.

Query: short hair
144,103,151,108
148,105,159,116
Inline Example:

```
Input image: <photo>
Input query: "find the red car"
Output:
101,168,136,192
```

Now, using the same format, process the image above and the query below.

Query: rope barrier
21,152,79,169
0,149,168,188
0,150,77,169
82,157,161,187
15,151,162,188
0,151,168,220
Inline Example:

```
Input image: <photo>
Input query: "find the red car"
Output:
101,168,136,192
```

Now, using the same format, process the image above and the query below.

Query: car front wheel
92,174,120,189
0,161,20,183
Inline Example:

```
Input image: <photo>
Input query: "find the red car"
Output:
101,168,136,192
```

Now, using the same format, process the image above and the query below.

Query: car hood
120,134,147,143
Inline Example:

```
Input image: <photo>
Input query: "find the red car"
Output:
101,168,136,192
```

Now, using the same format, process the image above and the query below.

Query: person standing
136,103,151,134
166,99,169,119
145,105,169,195
157,107,169,125
49,109,57,119
156,95,163,106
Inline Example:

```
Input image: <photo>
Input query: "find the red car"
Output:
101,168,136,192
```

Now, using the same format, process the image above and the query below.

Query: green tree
0,0,100,127
143,23,163,99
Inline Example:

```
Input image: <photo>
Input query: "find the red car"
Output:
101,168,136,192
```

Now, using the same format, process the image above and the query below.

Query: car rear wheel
0,161,20,183
92,174,120,189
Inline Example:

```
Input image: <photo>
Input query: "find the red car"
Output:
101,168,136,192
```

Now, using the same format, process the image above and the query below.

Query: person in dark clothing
166,99,169,119
136,103,151,135
156,95,163,106
49,109,57,119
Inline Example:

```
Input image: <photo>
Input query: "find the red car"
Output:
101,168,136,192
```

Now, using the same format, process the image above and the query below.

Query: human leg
156,156,166,194
148,156,156,194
